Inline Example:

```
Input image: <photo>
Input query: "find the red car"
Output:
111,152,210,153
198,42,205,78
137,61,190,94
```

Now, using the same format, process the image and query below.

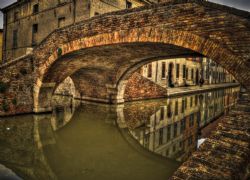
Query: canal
0,86,240,180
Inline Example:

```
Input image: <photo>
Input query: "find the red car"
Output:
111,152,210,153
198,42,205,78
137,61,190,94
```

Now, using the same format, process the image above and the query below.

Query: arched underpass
38,43,200,112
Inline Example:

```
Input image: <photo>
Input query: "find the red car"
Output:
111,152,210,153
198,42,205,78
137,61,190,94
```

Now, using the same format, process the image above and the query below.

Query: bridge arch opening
116,56,237,103
33,27,245,113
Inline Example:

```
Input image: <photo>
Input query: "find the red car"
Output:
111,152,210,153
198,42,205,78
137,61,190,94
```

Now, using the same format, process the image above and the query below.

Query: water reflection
121,87,240,162
0,86,240,180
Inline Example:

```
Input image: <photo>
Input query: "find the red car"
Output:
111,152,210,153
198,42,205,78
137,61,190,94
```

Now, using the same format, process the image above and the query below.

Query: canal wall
0,55,34,116
170,91,250,180
167,83,240,98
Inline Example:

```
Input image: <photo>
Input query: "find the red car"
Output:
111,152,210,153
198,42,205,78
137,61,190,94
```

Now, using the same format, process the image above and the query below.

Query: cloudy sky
0,0,249,28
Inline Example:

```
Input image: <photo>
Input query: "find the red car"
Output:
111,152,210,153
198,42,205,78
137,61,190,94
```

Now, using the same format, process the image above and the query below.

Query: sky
0,0,249,29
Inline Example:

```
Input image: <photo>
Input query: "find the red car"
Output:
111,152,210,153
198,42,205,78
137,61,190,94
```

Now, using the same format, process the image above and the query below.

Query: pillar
106,82,126,104
34,83,56,113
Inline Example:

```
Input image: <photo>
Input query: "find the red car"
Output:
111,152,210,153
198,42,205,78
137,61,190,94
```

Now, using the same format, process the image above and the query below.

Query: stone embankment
167,83,240,97
171,91,250,179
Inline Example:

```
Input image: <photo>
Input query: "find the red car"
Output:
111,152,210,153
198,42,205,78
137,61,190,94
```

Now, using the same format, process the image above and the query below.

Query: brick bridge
0,0,249,115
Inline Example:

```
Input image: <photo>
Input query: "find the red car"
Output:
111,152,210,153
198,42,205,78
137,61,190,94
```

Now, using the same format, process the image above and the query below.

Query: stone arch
32,0,250,113
33,27,247,112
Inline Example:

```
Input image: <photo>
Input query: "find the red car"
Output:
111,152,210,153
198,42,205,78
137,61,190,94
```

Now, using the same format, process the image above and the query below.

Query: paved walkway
170,90,250,179
167,83,240,97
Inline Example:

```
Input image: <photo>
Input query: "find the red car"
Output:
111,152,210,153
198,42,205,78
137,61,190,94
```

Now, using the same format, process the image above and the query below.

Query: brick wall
33,0,250,91
124,72,168,101
0,56,34,116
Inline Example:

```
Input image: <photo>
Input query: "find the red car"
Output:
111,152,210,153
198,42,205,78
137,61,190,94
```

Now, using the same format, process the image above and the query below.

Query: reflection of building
1,0,155,62
141,57,236,88
127,86,240,162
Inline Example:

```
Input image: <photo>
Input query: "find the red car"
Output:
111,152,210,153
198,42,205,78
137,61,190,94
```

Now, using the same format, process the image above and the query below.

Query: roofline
0,0,155,13
1,1,30,13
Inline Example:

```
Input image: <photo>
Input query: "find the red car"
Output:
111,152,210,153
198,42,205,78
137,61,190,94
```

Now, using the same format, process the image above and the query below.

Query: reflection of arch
50,96,80,131
33,1,250,113
116,55,195,103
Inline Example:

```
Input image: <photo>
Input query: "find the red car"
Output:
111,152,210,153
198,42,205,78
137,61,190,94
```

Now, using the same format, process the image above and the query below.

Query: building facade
1,0,154,62
141,57,236,88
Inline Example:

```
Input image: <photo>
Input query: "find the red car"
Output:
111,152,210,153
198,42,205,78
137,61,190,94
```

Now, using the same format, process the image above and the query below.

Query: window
181,99,185,113
183,65,186,78
167,125,171,141
126,0,132,8
32,24,38,34
195,95,198,105
189,114,194,127
144,135,149,148
161,62,166,79
58,17,66,28
14,12,19,21
147,63,152,78
173,123,177,138
185,98,187,109
166,149,169,156
160,107,164,120
32,24,38,45
186,68,189,79
190,97,193,107
191,69,194,80
176,64,180,78
13,30,18,48
159,128,163,145
167,104,172,118
174,101,178,115
180,118,186,133
206,69,209,79
33,4,39,14
94,12,100,16
173,145,176,152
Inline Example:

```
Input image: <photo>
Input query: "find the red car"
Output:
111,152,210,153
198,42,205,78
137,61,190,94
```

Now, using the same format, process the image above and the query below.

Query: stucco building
141,57,236,88
1,0,155,62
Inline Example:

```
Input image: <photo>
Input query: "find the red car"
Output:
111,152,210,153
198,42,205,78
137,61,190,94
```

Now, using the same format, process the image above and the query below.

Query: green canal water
0,86,240,180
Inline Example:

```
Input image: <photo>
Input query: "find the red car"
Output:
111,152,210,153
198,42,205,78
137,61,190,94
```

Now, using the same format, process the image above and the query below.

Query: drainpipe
2,11,7,63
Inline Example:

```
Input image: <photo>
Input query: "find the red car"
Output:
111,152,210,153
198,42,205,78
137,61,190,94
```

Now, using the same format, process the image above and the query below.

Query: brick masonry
28,0,250,111
0,0,249,112
0,0,249,178
124,72,168,101
0,55,34,116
